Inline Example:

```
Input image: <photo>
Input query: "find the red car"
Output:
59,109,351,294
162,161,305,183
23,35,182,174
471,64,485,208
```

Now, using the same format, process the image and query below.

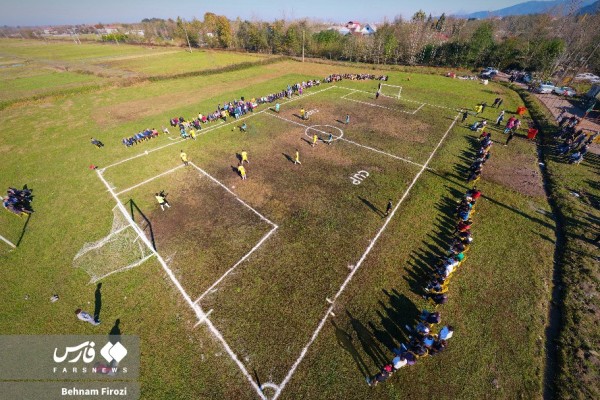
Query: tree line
9,9,600,78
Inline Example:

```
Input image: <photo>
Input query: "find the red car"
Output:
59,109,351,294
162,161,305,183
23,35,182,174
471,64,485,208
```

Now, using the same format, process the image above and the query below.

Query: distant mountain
463,0,597,19
578,0,600,14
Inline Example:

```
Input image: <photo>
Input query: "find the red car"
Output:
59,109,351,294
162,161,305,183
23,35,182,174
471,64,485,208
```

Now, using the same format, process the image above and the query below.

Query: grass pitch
0,40,558,400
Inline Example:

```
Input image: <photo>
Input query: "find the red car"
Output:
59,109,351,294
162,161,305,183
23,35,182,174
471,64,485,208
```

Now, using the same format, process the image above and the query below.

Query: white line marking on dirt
194,225,278,304
271,113,460,400
340,91,417,115
338,138,426,168
193,309,213,327
190,162,277,228
265,112,426,168
96,169,267,400
413,103,426,114
115,164,185,196
0,234,16,248
335,85,457,111
261,383,281,392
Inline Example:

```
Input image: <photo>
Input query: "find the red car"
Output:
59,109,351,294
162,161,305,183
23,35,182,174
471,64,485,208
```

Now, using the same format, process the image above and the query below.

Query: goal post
380,84,403,99
128,199,157,251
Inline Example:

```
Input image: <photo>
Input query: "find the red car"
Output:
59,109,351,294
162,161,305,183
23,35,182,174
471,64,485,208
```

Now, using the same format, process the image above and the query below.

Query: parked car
483,67,499,75
553,86,577,97
480,67,499,79
535,82,556,94
575,73,600,81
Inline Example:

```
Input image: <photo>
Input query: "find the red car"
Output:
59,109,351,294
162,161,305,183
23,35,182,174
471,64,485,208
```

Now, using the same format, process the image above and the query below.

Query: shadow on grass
358,196,385,217
347,310,389,368
16,213,32,247
282,153,294,163
331,319,370,378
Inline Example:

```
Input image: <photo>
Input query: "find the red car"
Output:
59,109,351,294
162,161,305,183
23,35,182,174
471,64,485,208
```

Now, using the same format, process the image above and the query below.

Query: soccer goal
73,205,155,283
380,84,403,99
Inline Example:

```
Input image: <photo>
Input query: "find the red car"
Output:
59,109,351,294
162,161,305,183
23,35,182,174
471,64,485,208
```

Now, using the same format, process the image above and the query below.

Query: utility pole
302,30,305,62
182,20,192,53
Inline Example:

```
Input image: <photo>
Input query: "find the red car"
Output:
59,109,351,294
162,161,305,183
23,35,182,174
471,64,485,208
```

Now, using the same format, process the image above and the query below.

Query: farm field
0,41,557,400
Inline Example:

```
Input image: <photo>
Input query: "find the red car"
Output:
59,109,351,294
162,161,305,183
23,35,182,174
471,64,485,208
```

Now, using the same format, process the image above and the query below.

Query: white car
575,73,600,81
553,86,577,97
536,83,556,94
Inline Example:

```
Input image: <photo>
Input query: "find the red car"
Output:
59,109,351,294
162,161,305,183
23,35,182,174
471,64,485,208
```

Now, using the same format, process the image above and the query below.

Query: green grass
510,85,600,400
0,38,153,61
101,50,268,76
0,41,560,399
0,69,103,101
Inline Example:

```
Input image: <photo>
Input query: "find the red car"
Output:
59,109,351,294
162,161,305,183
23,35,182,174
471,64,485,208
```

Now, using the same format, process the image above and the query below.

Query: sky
1,0,541,26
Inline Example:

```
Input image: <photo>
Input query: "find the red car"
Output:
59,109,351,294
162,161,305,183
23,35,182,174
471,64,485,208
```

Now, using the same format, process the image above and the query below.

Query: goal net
73,205,154,283
380,84,403,99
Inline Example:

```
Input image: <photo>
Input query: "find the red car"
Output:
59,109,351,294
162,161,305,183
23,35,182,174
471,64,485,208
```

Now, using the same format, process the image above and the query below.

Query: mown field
0,40,558,400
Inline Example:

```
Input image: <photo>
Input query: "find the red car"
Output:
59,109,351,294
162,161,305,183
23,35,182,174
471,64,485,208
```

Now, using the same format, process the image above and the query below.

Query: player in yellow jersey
294,149,301,165
237,164,247,180
312,133,318,147
180,150,188,166
241,150,249,164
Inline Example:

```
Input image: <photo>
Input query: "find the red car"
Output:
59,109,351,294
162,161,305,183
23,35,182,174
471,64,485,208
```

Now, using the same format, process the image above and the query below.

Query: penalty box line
101,85,338,172
340,90,424,115
115,164,185,196
96,168,268,400
186,162,279,305
271,112,461,400
264,111,427,169
336,85,458,112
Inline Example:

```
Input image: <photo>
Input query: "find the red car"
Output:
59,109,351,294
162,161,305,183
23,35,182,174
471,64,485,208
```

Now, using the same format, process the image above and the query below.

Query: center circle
304,125,344,142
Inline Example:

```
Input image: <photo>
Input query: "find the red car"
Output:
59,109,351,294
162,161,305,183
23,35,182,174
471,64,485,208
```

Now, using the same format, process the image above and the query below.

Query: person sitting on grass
423,292,449,305
91,138,104,148
366,364,393,386
439,325,454,341
429,339,447,355
456,219,473,233
392,354,407,371
420,310,442,324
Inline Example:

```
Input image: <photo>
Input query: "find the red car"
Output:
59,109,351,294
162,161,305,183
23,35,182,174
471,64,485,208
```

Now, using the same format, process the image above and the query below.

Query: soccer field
0,50,556,400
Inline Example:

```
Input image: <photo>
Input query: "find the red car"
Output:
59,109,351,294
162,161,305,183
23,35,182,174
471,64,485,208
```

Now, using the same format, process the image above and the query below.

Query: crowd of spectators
121,128,160,147
324,73,388,82
2,185,34,216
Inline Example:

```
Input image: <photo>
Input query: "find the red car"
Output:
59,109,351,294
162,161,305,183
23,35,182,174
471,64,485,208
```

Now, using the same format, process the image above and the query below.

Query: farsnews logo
52,340,129,375
100,341,128,363
53,341,96,363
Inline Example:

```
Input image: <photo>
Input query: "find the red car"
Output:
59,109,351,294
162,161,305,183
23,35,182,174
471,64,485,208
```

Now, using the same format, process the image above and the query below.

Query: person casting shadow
94,283,102,324
331,319,370,378
109,319,121,344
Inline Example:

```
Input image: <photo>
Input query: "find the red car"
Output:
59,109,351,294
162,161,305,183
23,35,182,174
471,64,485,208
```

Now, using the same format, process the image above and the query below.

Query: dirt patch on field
278,98,432,143
91,71,283,126
484,151,546,197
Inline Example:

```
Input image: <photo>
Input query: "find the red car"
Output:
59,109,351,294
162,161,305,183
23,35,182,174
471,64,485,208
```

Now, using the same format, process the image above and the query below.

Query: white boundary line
0,233,16,249
187,162,279,304
96,169,267,400
340,91,419,115
335,85,457,111
115,164,185,196
190,162,277,228
413,103,426,114
270,112,461,400
264,112,426,169
101,85,337,172
194,225,278,303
